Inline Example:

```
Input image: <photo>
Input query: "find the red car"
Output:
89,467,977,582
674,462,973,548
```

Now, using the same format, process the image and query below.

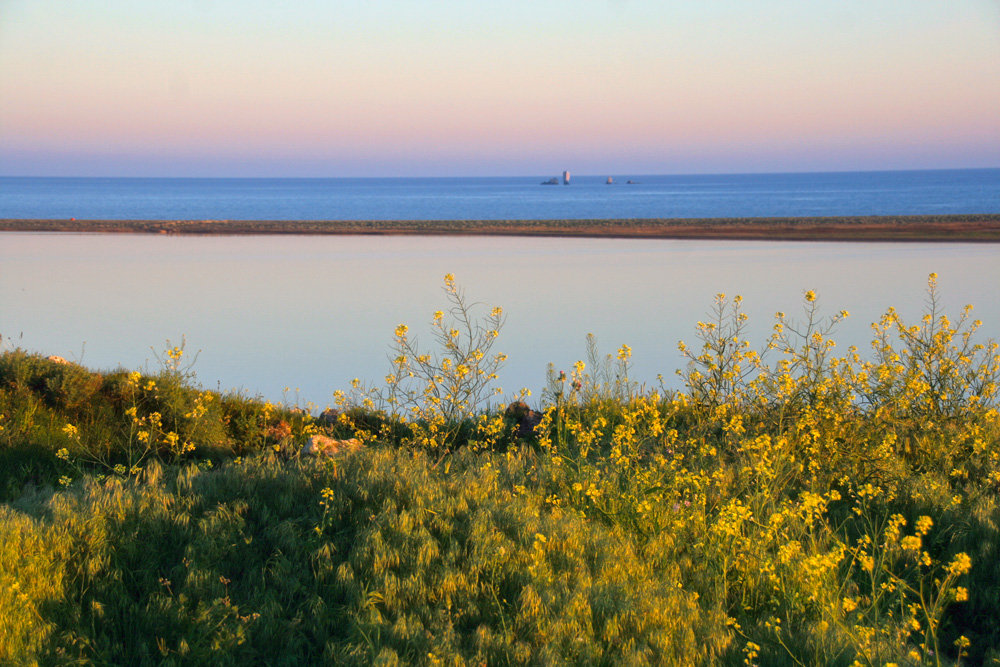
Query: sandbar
3,214,1000,242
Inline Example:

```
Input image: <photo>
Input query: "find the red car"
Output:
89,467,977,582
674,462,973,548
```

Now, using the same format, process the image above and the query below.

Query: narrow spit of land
3,214,1000,241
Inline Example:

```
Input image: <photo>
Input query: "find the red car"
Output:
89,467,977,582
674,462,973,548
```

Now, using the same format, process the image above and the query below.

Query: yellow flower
954,586,969,602
804,290,816,302
948,552,972,576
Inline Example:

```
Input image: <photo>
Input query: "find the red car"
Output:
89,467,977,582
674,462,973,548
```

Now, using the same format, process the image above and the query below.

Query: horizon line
2,166,999,180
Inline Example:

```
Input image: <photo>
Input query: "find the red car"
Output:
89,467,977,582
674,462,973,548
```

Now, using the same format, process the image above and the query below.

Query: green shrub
3,275,1000,664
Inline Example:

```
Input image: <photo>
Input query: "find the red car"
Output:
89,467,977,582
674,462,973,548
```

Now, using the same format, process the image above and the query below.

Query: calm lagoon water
2,233,999,409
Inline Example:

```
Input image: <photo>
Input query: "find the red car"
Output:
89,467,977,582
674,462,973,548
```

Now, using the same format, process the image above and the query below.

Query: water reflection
2,233,998,408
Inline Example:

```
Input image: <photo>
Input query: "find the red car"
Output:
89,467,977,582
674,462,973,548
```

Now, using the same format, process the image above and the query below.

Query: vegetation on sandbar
2,274,1000,665
4,213,1000,242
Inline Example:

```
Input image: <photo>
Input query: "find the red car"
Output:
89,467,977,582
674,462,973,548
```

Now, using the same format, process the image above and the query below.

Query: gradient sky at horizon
1,1,999,177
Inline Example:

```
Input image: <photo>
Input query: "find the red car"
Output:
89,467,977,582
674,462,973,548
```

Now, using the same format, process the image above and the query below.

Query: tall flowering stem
369,274,508,450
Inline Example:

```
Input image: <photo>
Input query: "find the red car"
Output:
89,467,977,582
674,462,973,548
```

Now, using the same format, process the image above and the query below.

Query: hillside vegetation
2,274,999,665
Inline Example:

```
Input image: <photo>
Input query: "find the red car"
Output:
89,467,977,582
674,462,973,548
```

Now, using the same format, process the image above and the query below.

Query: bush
3,274,1000,664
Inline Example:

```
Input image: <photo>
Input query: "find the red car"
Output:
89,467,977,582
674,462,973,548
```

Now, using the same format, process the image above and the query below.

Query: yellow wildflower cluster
313,274,994,663
342,274,510,451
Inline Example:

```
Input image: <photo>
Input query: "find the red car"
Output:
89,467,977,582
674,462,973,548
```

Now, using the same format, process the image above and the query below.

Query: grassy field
4,213,1000,241
2,275,1000,664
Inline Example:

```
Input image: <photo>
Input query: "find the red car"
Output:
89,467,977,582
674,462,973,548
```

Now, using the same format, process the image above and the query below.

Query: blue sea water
1,169,998,220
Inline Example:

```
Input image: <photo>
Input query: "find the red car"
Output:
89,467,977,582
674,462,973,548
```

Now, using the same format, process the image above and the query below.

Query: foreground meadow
2,274,999,665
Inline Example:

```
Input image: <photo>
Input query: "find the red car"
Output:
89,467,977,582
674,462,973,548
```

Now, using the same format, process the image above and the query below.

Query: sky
1,1,999,177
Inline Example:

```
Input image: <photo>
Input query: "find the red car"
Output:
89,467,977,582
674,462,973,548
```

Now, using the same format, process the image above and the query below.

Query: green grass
3,279,1000,664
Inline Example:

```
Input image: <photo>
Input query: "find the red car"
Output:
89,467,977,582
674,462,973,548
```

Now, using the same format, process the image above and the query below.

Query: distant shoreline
3,214,1000,242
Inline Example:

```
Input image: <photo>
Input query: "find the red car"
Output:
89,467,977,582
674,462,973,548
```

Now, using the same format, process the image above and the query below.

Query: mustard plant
861,273,1000,422
679,293,765,410
336,274,510,452
5,274,1000,665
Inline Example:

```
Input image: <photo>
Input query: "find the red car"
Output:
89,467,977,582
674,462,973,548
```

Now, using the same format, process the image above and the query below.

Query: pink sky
1,1,998,176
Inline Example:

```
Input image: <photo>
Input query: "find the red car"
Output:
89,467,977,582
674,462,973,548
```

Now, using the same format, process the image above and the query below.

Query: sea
2,168,999,407
1,168,998,220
